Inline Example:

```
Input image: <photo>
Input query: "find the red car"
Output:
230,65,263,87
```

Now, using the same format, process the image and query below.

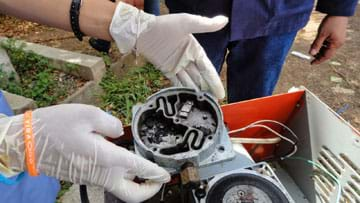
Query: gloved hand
0,104,170,203
110,2,228,99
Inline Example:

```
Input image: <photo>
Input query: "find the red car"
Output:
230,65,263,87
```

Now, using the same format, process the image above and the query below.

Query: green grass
2,39,170,200
100,63,168,124
56,181,73,203
0,39,84,107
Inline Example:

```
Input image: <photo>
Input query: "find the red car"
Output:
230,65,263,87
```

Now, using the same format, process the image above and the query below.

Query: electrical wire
160,183,166,203
229,120,299,158
285,156,342,203
229,119,298,141
79,185,90,203
231,137,281,144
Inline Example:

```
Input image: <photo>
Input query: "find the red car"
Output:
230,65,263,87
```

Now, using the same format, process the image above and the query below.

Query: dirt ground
275,10,360,130
0,7,359,130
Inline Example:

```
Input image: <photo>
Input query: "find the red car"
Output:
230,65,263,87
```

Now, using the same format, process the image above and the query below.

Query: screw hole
218,146,225,152
208,136,213,140
238,191,245,197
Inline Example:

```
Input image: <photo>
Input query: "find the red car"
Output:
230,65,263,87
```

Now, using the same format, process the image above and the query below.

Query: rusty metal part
180,162,200,187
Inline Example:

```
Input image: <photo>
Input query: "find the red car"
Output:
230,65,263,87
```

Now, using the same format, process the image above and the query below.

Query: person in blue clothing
165,0,358,103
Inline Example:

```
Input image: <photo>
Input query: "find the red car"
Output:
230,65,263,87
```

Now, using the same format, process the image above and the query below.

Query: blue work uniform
145,0,160,16
165,0,358,102
0,91,60,203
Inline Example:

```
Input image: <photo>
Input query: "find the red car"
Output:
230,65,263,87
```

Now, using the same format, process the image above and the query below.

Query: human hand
309,15,348,65
110,2,228,99
0,104,170,203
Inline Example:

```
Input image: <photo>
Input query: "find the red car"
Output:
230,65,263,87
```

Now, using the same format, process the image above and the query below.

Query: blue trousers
194,31,297,103
144,0,160,15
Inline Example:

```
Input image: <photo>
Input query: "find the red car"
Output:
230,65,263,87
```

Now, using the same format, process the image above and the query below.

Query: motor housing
132,87,235,171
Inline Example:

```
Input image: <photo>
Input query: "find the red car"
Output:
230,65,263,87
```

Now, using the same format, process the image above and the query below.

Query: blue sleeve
316,0,358,16
0,91,13,116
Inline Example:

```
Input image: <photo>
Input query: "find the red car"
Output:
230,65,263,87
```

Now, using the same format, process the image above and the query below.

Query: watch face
206,173,289,203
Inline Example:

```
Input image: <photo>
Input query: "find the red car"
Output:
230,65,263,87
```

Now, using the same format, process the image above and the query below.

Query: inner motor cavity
137,92,219,155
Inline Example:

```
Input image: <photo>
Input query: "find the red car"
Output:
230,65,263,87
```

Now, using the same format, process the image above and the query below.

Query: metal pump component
180,162,200,187
132,87,235,170
130,88,294,203
202,163,292,203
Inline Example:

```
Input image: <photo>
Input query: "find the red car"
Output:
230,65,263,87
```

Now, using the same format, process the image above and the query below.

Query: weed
101,53,112,67
0,39,86,107
63,62,80,73
100,63,168,124
56,181,73,203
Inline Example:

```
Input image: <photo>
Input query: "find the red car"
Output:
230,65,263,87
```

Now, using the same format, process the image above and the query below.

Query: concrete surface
0,37,106,82
1,90,36,114
61,184,104,203
61,81,103,105
1,37,105,107
0,47,19,81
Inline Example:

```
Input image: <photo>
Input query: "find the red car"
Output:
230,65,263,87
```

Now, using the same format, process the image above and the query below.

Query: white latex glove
0,104,170,203
110,2,228,99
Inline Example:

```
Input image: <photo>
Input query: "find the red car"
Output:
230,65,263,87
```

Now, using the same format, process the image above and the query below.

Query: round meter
206,173,290,203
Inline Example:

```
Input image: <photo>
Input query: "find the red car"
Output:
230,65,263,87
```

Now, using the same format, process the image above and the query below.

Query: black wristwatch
70,0,85,41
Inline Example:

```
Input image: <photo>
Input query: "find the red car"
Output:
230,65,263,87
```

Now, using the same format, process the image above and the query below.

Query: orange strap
23,111,39,176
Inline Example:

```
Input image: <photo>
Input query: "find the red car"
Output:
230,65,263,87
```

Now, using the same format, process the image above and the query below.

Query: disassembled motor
130,88,294,203
132,87,235,170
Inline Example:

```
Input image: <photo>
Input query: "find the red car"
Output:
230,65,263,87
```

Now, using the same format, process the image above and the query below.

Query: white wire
231,137,281,144
229,119,299,158
229,119,298,141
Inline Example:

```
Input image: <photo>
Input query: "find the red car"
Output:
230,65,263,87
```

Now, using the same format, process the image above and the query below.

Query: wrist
110,2,155,53
79,0,117,41
325,15,349,21
0,115,24,177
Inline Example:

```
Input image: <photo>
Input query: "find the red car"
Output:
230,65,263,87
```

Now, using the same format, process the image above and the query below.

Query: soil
0,7,358,130
275,11,360,130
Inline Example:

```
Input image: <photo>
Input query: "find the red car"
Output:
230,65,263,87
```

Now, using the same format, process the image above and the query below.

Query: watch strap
70,0,85,41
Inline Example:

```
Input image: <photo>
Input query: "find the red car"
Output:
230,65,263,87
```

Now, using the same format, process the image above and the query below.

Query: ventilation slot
314,147,346,203
340,153,360,177
319,147,345,177
314,175,331,203
342,176,360,203
341,189,357,203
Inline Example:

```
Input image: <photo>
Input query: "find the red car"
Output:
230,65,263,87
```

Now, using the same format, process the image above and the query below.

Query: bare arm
0,0,116,41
